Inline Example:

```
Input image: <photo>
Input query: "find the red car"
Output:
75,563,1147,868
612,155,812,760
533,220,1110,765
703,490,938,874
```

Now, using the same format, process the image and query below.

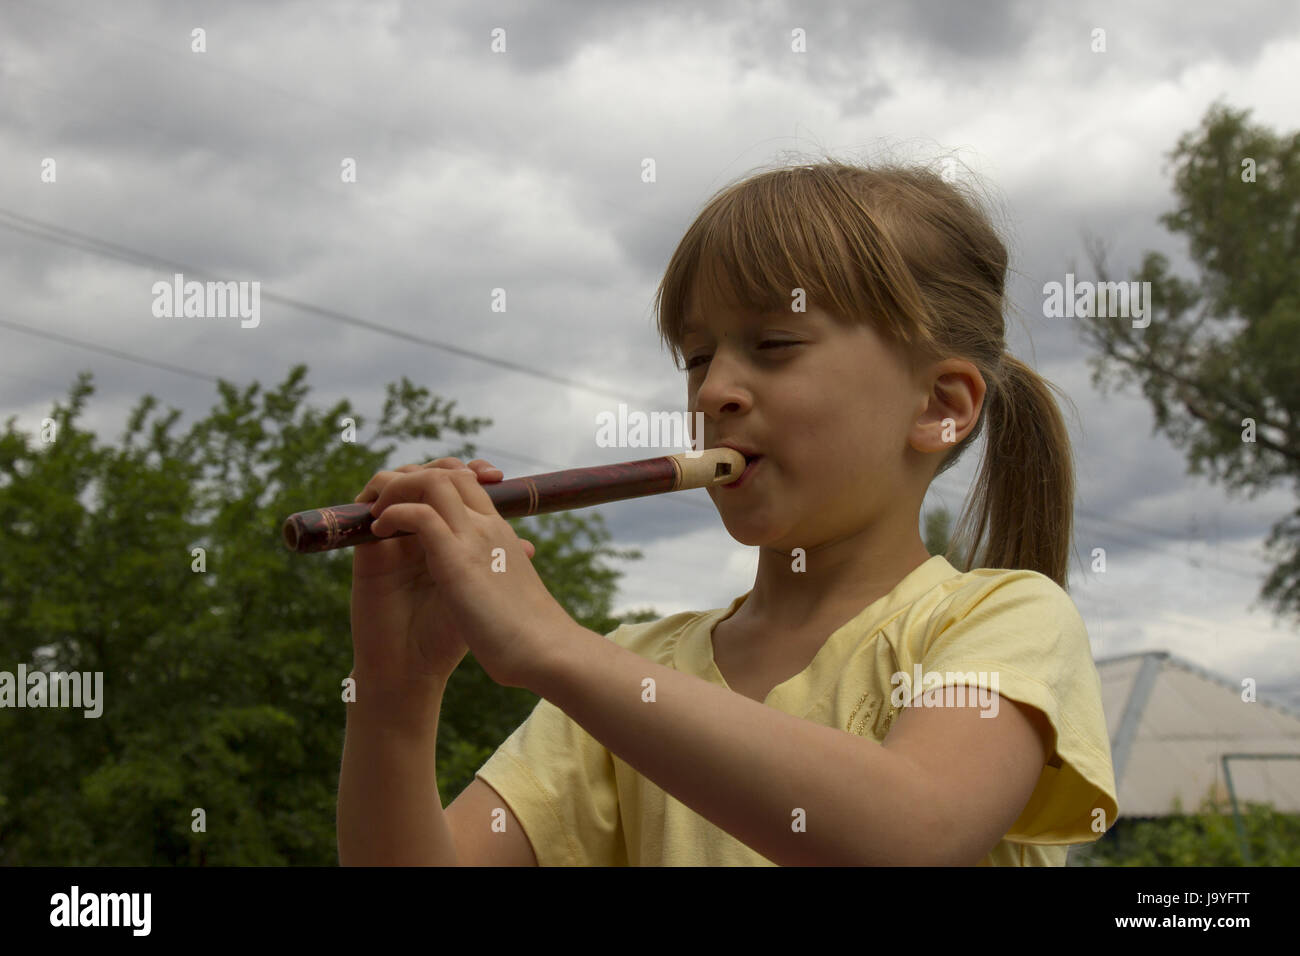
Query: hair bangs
655,168,884,370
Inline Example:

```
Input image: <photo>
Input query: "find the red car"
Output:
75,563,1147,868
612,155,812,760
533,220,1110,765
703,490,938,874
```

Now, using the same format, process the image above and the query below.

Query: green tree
923,505,954,560
1071,791,1300,866
0,365,649,864
1075,102,1300,622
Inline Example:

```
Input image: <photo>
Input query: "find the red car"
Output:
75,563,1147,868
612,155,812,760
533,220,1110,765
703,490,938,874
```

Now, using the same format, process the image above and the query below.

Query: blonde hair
653,159,1076,588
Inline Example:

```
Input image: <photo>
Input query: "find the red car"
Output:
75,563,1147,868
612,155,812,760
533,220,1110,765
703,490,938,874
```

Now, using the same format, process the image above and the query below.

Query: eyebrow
682,312,804,335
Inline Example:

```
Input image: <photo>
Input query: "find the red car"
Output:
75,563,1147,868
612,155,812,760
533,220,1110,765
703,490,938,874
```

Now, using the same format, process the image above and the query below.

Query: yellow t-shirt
474,554,1119,865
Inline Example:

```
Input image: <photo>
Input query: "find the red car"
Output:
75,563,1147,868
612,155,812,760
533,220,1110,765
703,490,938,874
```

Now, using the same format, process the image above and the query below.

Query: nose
689,351,753,420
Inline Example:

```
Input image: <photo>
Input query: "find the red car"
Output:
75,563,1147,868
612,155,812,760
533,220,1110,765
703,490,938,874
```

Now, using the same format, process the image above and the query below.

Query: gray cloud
2,0,1297,709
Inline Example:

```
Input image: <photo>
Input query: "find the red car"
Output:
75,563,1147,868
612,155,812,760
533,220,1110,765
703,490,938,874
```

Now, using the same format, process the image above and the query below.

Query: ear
908,358,986,455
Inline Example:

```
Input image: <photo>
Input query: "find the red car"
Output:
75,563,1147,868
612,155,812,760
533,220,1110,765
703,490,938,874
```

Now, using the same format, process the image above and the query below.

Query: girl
337,159,1119,866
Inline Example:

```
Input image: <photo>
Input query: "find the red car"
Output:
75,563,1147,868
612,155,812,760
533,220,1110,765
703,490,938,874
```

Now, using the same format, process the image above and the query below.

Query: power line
17,331,1248,619
10,1,1285,543
0,312,1280,576
1,3,692,410
11,314,1257,546
0,100,1283,574
923,475,1269,583
1077,500,1264,563
10,2,1288,611
2,310,1271,545
0,317,219,383
17,31,1269,564
3,67,620,297
0,208,667,408
927,465,1269,567
0,314,718,516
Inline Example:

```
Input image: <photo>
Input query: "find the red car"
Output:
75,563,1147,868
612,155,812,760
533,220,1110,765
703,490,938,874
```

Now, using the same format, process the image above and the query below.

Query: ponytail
949,354,1076,589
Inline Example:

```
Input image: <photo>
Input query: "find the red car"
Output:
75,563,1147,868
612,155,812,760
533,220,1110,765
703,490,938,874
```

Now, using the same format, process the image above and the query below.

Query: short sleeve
473,640,626,866
917,572,1119,843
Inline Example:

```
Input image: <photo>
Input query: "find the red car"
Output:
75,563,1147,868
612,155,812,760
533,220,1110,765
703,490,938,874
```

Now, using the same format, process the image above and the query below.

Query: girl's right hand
348,458,537,695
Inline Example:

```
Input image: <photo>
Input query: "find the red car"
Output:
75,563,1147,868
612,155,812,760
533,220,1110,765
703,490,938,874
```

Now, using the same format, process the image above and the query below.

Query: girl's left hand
364,463,575,690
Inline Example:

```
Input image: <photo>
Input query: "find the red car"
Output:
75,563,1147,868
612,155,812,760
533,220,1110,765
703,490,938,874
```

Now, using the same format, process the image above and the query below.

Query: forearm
337,679,458,866
532,627,947,866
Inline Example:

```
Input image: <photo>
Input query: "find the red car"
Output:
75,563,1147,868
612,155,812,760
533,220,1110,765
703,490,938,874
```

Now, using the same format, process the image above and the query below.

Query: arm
337,676,459,866
337,675,542,866
532,626,1051,866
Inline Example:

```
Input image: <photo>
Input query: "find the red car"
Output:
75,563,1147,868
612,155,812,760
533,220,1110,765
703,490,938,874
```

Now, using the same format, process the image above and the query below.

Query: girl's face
684,295,930,550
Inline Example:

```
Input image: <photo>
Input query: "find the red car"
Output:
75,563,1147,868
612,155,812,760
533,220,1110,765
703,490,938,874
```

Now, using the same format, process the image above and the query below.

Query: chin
718,517,782,548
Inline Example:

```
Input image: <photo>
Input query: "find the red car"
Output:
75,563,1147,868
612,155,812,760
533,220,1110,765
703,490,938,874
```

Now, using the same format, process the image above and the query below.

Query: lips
712,441,760,459
721,454,763,488
709,442,763,486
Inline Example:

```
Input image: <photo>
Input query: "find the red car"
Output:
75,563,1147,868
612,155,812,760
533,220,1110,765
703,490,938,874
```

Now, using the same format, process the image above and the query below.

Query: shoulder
939,564,1079,611
601,606,721,660
922,566,1088,653
890,567,1119,842
894,565,1097,712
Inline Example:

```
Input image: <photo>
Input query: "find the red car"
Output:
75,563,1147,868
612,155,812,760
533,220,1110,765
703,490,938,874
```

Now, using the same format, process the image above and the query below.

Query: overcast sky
3,0,1298,712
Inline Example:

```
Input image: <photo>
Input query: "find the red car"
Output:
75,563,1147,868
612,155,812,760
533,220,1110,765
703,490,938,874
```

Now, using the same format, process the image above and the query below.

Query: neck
738,519,935,632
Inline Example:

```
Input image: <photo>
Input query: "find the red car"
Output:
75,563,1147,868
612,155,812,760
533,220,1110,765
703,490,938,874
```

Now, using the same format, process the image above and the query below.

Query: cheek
772,396,830,445
771,403,857,480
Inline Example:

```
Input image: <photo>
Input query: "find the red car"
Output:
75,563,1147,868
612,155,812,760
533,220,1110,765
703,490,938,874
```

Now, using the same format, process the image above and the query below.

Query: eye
685,341,800,370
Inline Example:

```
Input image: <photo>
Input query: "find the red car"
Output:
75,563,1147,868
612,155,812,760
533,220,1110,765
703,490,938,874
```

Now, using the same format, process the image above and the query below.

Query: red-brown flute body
281,447,745,553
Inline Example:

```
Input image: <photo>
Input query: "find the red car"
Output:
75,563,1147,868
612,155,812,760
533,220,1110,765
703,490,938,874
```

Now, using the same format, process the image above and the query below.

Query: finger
370,470,473,535
354,469,405,504
446,465,507,515
369,501,454,554
355,459,482,503
520,538,536,559
429,458,504,482
370,468,493,534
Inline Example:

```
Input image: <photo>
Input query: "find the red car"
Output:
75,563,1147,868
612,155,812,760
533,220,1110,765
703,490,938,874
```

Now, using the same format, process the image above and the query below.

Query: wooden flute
281,446,746,553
